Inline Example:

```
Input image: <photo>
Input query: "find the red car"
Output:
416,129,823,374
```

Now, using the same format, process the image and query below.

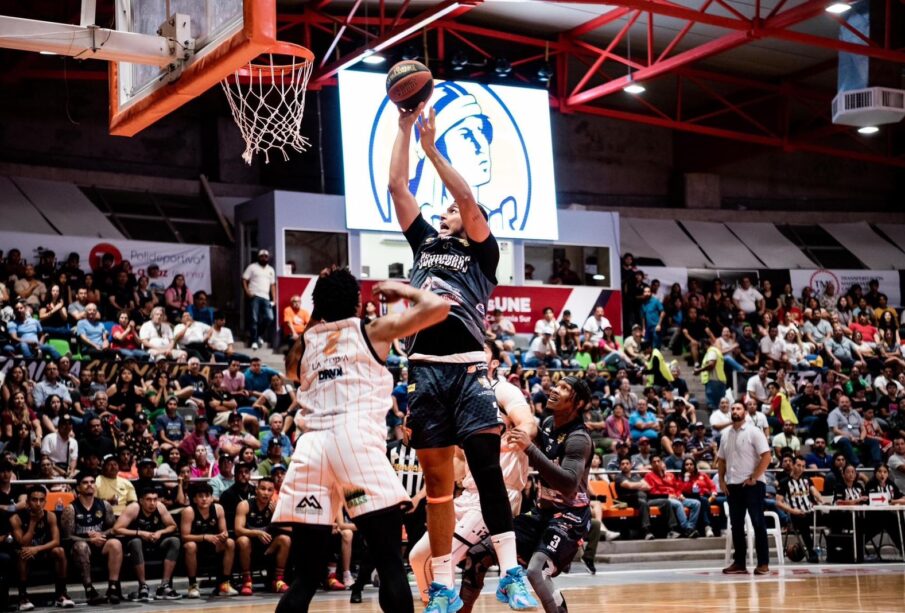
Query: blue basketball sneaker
425,582,463,613
496,567,538,610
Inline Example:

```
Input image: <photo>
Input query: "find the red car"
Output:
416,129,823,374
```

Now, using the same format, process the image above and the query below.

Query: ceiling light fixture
361,51,386,65
622,26,644,95
450,51,468,71
624,76,646,95
857,125,879,134
494,57,512,77
537,42,553,84
825,2,852,13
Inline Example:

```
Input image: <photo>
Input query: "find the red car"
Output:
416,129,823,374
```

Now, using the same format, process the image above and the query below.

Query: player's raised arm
418,106,491,243
388,103,425,232
366,281,450,358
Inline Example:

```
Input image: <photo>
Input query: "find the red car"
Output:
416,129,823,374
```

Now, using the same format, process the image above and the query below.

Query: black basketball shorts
513,506,591,575
406,361,502,449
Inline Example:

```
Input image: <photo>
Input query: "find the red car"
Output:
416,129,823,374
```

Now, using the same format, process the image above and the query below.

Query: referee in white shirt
717,402,772,575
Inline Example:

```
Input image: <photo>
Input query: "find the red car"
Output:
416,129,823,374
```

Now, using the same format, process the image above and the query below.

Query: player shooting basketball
273,268,449,613
390,102,537,613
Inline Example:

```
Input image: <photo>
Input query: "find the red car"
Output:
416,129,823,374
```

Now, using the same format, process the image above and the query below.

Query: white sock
431,554,454,589
343,571,353,581
553,589,564,606
491,531,518,573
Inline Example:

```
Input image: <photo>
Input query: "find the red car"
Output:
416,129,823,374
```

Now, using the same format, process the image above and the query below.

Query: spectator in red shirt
643,455,701,538
680,457,717,537
849,311,879,346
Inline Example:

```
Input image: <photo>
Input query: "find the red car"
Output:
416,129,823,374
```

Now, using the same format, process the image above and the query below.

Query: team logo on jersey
295,496,323,512
323,331,342,356
344,488,368,508
95,510,103,519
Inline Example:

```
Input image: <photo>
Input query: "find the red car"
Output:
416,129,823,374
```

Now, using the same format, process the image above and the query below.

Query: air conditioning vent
832,86,905,126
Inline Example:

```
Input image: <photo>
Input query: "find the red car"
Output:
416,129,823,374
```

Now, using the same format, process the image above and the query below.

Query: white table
812,504,905,561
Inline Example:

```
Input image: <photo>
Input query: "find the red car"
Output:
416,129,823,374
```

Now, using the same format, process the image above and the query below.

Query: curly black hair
311,266,360,322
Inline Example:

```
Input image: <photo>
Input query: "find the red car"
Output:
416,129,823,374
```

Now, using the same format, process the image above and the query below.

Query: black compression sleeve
525,433,592,500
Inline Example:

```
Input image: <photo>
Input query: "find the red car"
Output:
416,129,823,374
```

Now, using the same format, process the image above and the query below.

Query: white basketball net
220,54,314,164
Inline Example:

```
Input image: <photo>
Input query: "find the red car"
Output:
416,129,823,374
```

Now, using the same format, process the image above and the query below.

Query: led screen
338,70,559,240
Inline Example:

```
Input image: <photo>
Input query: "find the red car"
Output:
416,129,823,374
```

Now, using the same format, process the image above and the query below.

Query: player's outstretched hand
372,280,410,304
399,102,425,131
417,106,437,151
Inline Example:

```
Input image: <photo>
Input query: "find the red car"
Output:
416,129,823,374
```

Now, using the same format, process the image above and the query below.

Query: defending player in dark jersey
113,488,182,601
60,471,124,605
10,485,73,610
506,377,595,613
390,102,535,612
179,482,236,598
235,477,291,595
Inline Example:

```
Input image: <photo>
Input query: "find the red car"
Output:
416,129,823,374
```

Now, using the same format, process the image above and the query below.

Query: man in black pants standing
717,402,772,575
505,376,595,613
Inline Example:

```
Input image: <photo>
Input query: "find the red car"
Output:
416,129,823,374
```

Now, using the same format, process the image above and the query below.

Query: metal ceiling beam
309,0,481,86
566,0,831,106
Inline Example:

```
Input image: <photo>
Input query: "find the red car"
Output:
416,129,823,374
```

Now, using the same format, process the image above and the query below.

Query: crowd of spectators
475,253,905,548
0,349,323,607
0,248,249,364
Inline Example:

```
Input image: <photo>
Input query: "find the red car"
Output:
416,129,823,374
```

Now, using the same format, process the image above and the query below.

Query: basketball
386,60,434,111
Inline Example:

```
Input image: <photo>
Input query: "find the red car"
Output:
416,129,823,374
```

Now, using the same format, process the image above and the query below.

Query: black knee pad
463,433,513,535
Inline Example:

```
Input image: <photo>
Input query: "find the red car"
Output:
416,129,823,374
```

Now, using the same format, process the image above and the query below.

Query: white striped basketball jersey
462,379,530,495
295,317,392,431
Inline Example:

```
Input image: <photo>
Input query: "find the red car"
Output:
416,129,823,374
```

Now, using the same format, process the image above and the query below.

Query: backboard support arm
0,15,176,66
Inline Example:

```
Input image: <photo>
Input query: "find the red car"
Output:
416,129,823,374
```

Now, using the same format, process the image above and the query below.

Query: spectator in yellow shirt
96,454,137,515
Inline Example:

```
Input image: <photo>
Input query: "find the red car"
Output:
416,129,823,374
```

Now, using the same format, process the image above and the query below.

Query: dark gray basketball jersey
404,216,498,356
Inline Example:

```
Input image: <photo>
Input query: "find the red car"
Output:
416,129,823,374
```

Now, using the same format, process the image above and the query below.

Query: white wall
358,231,515,283
264,192,615,288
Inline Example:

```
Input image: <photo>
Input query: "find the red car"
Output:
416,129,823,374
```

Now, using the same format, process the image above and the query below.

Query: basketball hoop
220,42,315,164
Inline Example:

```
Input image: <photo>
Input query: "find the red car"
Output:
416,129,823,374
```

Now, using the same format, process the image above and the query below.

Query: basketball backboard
108,0,277,136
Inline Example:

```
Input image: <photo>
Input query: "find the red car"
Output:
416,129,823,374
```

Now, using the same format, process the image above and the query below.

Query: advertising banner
277,276,622,337
790,269,901,307
0,231,211,293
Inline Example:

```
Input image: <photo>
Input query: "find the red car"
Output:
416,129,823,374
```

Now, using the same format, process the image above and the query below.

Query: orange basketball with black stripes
386,60,433,111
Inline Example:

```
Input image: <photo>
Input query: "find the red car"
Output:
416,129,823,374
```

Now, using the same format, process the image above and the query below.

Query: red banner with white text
277,276,621,337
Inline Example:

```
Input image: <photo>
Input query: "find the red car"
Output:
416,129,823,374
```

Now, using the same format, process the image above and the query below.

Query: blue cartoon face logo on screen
368,81,533,235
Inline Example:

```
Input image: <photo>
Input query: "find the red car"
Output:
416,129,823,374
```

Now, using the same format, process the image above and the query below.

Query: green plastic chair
47,338,73,358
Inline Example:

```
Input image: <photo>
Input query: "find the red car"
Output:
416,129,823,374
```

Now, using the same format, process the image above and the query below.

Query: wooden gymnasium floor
79,563,905,612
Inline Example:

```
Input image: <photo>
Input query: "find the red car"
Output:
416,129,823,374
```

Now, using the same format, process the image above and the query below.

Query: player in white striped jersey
409,341,537,607
273,267,449,613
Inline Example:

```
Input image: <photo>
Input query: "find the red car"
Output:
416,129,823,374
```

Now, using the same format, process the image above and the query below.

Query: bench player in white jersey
409,340,536,607
273,267,449,613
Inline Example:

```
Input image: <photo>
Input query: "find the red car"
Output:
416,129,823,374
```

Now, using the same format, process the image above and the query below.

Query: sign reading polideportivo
789,269,900,307
0,231,211,293
338,70,559,240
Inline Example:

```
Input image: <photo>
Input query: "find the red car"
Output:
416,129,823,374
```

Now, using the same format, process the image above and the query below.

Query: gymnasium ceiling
1,0,904,167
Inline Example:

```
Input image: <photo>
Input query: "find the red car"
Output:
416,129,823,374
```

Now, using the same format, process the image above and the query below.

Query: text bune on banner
0,231,211,293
